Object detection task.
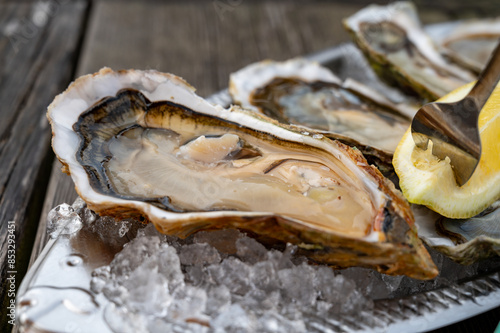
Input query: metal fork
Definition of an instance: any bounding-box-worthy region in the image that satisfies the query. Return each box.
[411,40,500,186]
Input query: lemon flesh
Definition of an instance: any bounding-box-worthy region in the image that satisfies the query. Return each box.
[394,81,500,218]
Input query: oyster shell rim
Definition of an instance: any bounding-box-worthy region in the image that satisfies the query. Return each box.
[227,57,415,173]
[343,1,476,101]
[47,67,437,279]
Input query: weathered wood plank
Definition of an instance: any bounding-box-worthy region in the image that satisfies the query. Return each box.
[0,1,88,332]
[30,1,497,332]
[76,1,371,96]
[208,2,370,92]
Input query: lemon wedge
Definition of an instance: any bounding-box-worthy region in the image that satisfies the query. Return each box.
[393,81,500,218]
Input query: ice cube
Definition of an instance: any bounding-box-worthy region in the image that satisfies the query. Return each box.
[46,203,82,238]
[211,304,257,333]
[90,216,120,239]
[340,267,391,299]
[90,266,110,294]
[179,243,221,266]
[258,312,306,333]
[314,266,342,303]
[240,289,281,312]
[84,214,133,249]
[267,244,295,270]
[71,196,86,213]
[82,207,97,225]
[122,265,171,316]
[104,303,147,333]
[206,285,231,316]
[279,302,303,321]
[168,286,208,322]
[110,235,161,278]
[315,269,374,315]
[193,229,242,255]
[340,288,373,314]
[315,300,333,315]
[184,265,205,286]
[102,284,128,306]
[251,260,280,292]
[278,263,316,307]
[208,257,252,296]
[157,245,185,291]
[236,236,268,264]
[90,276,107,295]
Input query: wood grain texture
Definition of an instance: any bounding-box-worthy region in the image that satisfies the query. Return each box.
[24,1,498,332]
[0,1,88,331]
[76,1,369,96]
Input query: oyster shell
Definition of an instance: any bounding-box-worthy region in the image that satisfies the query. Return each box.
[344,1,475,100]
[428,18,500,74]
[414,203,500,264]
[48,68,437,279]
[229,58,413,173]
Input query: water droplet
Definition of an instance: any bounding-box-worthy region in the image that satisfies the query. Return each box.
[61,254,84,267]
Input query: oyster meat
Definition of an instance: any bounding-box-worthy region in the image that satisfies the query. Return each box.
[48,68,437,279]
[344,1,475,100]
[230,59,413,172]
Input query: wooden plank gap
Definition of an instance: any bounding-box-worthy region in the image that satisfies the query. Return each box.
[26,0,94,268]
[0,2,89,332]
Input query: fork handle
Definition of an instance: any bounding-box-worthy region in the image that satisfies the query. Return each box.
[468,38,500,109]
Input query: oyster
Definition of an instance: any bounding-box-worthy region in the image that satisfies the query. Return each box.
[48,68,437,279]
[428,18,500,74]
[229,58,413,173]
[414,203,500,264]
[344,1,475,100]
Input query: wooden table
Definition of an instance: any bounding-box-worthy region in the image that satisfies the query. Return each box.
[1,1,499,332]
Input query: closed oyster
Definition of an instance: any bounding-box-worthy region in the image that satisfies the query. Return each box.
[48,68,437,279]
[428,18,500,74]
[344,1,475,100]
[229,59,413,173]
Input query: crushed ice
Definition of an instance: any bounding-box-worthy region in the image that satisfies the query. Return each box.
[89,223,373,332]
[45,200,493,332]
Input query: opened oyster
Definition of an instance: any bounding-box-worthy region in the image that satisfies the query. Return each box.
[344,1,475,100]
[414,203,500,264]
[229,59,413,172]
[48,68,437,279]
[428,18,500,74]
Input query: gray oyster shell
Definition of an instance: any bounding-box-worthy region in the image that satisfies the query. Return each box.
[344,1,475,100]
[428,18,500,74]
[415,203,500,264]
[229,58,415,174]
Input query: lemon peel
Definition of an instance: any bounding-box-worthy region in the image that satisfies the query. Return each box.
[394,81,500,218]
